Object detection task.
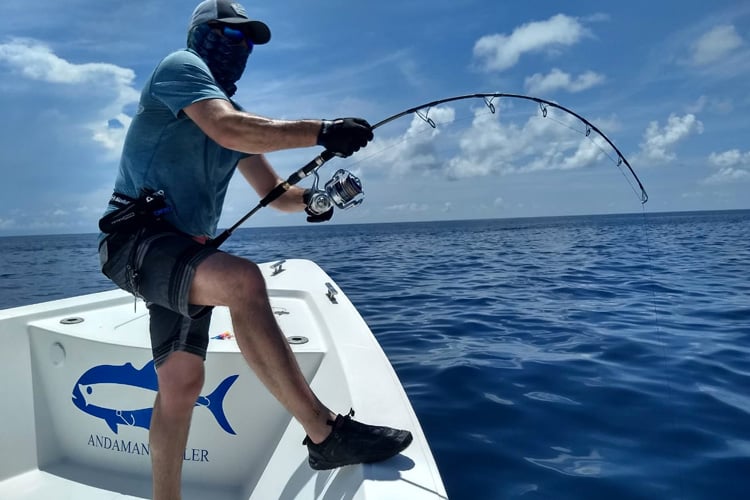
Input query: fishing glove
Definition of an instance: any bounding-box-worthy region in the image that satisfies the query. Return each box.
[303,189,334,223]
[317,118,373,157]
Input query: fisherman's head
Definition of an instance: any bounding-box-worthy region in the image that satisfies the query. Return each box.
[187,0,271,96]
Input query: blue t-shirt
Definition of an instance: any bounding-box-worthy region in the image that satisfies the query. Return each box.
[105,49,249,238]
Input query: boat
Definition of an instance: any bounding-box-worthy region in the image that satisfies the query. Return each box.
[0,258,447,499]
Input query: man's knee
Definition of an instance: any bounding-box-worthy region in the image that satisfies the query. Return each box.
[225,260,269,306]
[191,253,268,308]
[156,352,204,413]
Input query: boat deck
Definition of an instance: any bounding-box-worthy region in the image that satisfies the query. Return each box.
[0,259,446,499]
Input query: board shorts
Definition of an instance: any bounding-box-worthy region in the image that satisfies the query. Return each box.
[98,225,220,367]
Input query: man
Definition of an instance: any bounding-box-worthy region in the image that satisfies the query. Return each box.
[98,1,412,498]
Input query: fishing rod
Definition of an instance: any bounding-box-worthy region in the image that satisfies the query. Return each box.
[210,92,649,248]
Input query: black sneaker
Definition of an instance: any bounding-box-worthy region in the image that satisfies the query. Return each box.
[302,410,413,470]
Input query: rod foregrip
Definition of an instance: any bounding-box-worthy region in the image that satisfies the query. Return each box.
[259,183,289,207]
[292,150,335,183]
[260,150,336,206]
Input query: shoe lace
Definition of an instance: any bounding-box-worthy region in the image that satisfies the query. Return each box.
[329,408,355,427]
[303,408,356,445]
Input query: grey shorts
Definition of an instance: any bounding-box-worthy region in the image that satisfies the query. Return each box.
[99,226,220,367]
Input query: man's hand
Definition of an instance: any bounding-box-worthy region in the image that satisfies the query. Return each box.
[316,118,373,157]
[303,189,334,223]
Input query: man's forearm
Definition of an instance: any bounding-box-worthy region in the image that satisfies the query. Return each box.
[184,98,322,154]
[220,113,321,154]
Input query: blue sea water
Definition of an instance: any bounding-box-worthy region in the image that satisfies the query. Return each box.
[1,210,749,499]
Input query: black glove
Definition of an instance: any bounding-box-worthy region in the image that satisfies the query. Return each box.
[303,189,334,223]
[316,117,373,157]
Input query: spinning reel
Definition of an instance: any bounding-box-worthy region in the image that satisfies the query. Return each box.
[305,168,365,215]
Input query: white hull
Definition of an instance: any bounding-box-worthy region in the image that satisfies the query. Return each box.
[0,259,446,499]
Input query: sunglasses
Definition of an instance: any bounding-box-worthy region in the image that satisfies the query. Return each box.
[210,23,255,51]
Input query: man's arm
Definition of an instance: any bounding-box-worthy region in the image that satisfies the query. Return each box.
[236,154,306,212]
[183,98,320,154]
[183,98,373,158]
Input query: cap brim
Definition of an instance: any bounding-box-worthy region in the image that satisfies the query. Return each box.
[218,18,271,44]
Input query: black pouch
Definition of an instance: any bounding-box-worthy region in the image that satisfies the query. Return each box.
[99,190,171,234]
[99,230,142,295]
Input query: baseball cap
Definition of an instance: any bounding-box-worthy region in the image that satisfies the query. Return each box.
[189,0,271,44]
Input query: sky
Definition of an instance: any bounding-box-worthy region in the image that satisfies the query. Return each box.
[0,0,748,235]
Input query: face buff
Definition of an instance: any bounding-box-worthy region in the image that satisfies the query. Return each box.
[188,23,252,97]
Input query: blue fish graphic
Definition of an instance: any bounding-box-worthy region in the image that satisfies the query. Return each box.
[71,360,238,435]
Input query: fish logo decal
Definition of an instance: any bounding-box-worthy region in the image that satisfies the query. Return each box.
[71,360,238,435]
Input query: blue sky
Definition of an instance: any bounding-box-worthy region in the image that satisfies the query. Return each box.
[0,0,748,235]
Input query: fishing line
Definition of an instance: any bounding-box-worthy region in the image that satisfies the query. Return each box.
[211,92,649,247]
[636,201,680,500]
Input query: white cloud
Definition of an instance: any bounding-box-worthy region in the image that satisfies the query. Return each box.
[638,113,704,164]
[445,107,611,178]
[690,24,743,66]
[686,95,733,114]
[365,103,622,182]
[473,14,588,72]
[0,184,114,234]
[0,38,134,85]
[0,38,139,155]
[384,202,429,212]
[703,167,750,184]
[366,107,457,176]
[91,113,133,155]
[708,149,750,168]
[704,149,750,184]
[524,68,605,94]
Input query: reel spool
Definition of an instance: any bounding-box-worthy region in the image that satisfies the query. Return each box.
[307,169,364,214]
[325,169,364,209]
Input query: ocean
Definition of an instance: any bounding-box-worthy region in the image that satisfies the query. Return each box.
[1,210,749,499]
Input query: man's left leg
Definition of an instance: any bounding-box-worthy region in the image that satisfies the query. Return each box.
[149,350,204,500]
[146,302,213,500]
